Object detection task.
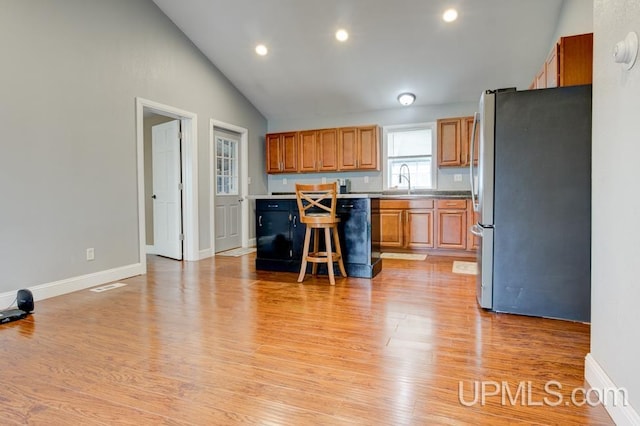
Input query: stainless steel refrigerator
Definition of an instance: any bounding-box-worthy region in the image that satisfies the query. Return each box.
[469,85,591,322]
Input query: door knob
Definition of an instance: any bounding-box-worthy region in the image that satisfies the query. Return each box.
[151,194,157,199]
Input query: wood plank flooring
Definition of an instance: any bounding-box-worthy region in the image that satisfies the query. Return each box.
[0,254,613,425]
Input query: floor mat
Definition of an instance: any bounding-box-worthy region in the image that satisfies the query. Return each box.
[452,261,477,275]
[216,247,257,257]
[380,252,427,261]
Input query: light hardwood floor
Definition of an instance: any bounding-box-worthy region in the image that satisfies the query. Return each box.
[0,254,612,425]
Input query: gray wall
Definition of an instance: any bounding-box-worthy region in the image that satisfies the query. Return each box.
[591,0,640,420]
[0,0,267,297]
[267,101,477,193]
[551,0,594,44]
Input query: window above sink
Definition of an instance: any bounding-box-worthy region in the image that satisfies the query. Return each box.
[383,123,436,191]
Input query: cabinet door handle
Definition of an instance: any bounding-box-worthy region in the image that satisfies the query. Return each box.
[340,204,354,208]
[293,215,297,227]
[267,204,279,208]
[258,215,262,227]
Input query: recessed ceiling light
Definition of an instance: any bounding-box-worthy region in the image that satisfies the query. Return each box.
[255,44,268,56]
[335,29,349,42]
[443,9,458,23]
[397,92,416,106]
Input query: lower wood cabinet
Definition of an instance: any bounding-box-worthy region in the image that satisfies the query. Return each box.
[435,199,467,250]
[380,208,405,248]
[380,197,473,254]
[406,209,434,249]
[380,199,434,250]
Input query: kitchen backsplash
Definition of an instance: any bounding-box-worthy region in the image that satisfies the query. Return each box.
[266,167,473,193]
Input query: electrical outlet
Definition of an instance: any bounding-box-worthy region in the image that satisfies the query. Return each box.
[86,248,95,261]
[322,177,327,184]
[364,176,369,184]
[247,176,252,185]
[454,174,462,182]
[283,178,287,185]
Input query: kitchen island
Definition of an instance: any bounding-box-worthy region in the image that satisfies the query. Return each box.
[249,194,382,278]
[249,190,474,279]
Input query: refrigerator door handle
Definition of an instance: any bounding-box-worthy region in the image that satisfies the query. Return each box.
[470,223,483,236]
[469,112,479,211]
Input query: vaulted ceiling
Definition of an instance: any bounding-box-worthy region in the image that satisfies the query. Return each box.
[152,0,564,121]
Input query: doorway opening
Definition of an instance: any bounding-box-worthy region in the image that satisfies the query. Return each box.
[136,98,199,270]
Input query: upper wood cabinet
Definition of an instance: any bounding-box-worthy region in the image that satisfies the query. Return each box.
[318,128,339,171]
[438,118,463,167]
[462,116,479,167]
[298,128,339,172]
[438,116,477,168]
[531,33,593,90]
[266,132,297,174]
[338,126,379,171]
[267,125,379,174]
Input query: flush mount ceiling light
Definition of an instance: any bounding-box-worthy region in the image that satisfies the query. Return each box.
[443,8,458,23]
[255,44,268,56]
[397,92,416,106]
[335,29,349,42]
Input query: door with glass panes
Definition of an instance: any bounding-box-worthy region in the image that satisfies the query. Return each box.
[214,129,242,252]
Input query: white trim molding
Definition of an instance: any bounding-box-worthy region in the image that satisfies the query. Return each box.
[199,248,214,260]
[209,119,250,254]
[0,263,144,308]
[585,353,640,425]
[135,97,200,267]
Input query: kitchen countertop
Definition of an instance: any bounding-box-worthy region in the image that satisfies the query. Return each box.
[247,190,471,200]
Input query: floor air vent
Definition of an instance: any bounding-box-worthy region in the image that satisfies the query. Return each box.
[90,283,127,293]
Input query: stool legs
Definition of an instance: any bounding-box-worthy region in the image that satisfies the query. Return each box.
[297,225,347,286]
[297,227,312,283]
[324,227,335,285]
[312,228,319,276]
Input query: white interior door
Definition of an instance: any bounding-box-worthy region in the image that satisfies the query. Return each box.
[214,129,242,253]
[152,120,183,260]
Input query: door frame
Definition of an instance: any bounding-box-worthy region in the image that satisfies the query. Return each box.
[136,97,199,269]
[210,119,249,253]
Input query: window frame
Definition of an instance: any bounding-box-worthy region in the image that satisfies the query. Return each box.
[382,122,438,191]
[215,135,239,196]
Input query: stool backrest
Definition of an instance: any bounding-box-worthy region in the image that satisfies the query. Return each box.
[295,182,338,225]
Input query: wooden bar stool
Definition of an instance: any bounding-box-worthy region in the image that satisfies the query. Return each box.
[295,182,347,285]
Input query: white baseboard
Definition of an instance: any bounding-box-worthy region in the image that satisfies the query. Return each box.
[199,248,213,259]
[146,244,157,255]
[0,263,144,308]
[585,353,640,425]
[248,237,256,247]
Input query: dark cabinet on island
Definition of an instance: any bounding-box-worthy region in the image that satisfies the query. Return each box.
[254,196,381,279]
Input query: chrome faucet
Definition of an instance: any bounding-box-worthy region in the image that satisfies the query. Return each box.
[398,163,411,195]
